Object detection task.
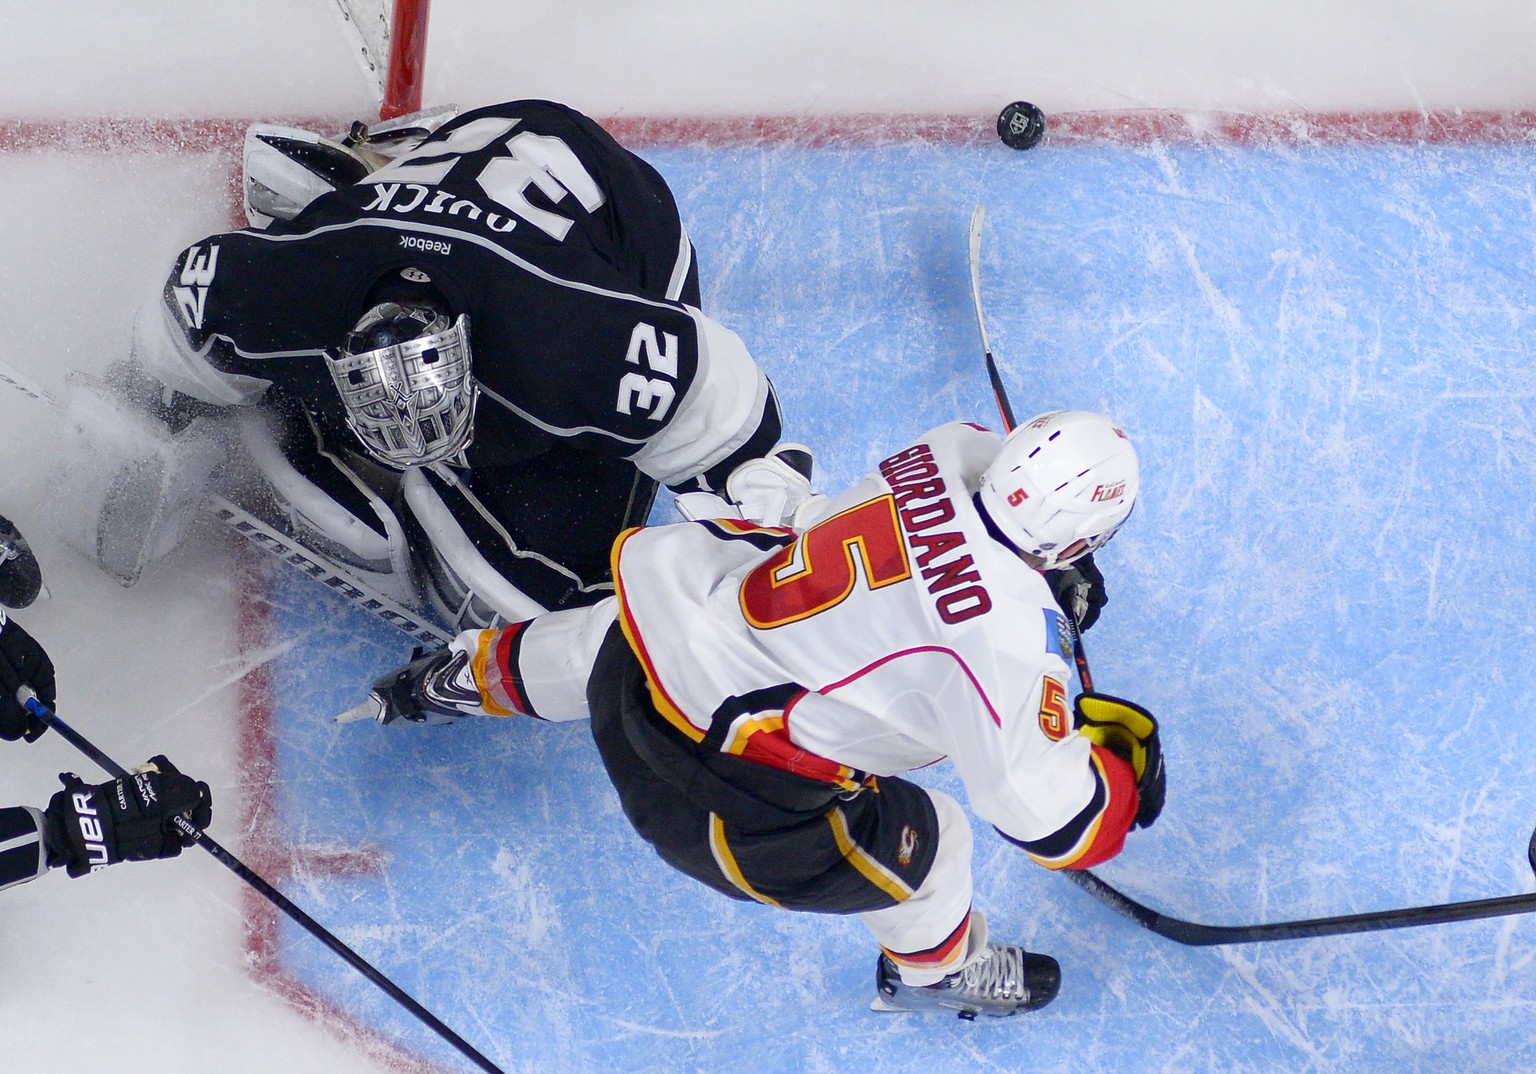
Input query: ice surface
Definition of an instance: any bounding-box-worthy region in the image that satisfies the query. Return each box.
[2,4,1536,1074]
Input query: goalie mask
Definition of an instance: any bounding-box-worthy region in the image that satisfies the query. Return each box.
[978,410,1139,571]
[327,297,477,469]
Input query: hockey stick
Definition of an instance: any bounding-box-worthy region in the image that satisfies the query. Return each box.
[964,212,1536,947]
[967,205,1093,690]
[1061,582,1536,944]
[1064,830,1536,945]
[967,205,1018,432]
[0,358,451,647]
[1043,459,1536,949]
[19,689,509,1074]
[963,212,1536,940]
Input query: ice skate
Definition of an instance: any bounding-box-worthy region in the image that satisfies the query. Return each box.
[871,942,1061,1019]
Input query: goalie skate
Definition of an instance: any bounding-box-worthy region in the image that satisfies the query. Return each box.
[871,943,1061,1019]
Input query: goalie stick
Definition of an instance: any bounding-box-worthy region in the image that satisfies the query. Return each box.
[964,211,1536,946]
[18,689,508,1074]
[0,358,452,647]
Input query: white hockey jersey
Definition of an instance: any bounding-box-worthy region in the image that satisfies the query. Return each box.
[612,421,1138,868]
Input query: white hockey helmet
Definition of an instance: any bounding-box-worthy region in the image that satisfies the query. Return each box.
[977,410,1139,570]
[327,282,477,469]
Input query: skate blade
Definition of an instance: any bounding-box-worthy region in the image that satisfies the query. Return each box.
[334,694,385,724]
[869,996,910,1013]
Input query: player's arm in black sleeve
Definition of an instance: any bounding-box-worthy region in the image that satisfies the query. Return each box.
[0,759,215,892]
[0,805,49,892]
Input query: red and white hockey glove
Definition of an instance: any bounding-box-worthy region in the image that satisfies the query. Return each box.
[1073,692,1165,830]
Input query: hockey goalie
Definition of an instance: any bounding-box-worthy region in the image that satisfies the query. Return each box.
[50,99,814,632]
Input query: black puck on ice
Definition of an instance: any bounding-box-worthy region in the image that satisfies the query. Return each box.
[997,101,1047,150]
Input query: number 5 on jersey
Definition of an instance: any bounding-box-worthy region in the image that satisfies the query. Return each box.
[617,321,678,421]
[739,497,912,628]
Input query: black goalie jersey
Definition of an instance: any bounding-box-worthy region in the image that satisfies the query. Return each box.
[140,100,781,492]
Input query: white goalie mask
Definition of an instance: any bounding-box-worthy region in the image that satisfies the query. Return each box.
[327,302,477,469]
[977,410,1139,571]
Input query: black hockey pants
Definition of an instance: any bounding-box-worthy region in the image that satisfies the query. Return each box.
[587,625,940,914]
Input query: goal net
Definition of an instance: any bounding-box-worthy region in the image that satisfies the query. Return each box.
[328,0,431,119]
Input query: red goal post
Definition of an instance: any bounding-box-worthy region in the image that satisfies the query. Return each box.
[331,0,431,120]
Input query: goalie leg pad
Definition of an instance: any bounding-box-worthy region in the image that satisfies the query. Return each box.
[401,466,551,629]
[46,375,228,587]
[235,410,420,608]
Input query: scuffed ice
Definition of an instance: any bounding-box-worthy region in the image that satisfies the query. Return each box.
[251,140,1536,1072]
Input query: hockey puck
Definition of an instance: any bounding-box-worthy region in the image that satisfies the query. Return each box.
[997,101,1046,150]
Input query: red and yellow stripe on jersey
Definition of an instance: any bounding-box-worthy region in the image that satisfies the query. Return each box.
[611,525,870,792]
[465,622,533,717]
[1000,745,1139,870]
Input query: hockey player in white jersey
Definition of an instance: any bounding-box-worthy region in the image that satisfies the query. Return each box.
[346,410,1164,1017]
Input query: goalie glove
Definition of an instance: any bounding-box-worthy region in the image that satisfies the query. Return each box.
[725,444,831,529]
[1073,692,1165,830]
[44,756,212,878]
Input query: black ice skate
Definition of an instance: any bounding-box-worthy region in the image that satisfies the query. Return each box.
[336,645,485,726]
[871,943,1061,1019]
[0,514,44,609]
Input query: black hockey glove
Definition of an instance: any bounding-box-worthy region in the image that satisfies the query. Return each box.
[1073,692,1165,830]
[0,613,54,742]
[44,756,212,878]
[1044,554,1106,632]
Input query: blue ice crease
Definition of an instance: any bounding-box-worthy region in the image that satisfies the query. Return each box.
[262,139,1536,1074]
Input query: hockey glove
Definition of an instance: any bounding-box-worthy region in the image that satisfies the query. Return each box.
[1073,692,1165,830]
[0,612,54,742]
[1044,554,1106,632]
[44,756,212,878]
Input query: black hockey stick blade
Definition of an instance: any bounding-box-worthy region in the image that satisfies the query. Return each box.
[1064,850,1536,946]
[21,691,508,1074]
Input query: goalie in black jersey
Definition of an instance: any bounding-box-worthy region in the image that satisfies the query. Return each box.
[72,100,809,628]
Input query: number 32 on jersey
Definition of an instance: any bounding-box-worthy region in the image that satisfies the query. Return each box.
[617,321,678,421]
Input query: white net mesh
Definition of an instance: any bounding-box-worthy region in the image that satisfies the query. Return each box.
[329,0,393,105]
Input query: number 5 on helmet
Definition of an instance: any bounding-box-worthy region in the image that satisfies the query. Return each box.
[1072,692,1165,830]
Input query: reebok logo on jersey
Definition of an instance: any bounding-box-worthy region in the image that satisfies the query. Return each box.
[399,235,453,256]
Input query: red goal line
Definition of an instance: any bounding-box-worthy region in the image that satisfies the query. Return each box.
[2,109,1534,156]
